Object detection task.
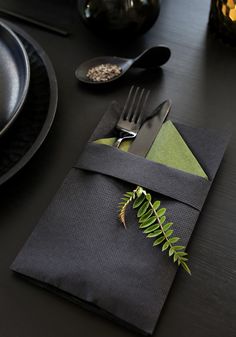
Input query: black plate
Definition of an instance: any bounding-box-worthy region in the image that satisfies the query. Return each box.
[0,21,58,186]
[0,20,30,137]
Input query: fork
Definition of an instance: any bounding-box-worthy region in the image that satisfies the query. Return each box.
[113,86,150,148]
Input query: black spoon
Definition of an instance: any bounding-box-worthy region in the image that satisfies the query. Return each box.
[75,45,171,85]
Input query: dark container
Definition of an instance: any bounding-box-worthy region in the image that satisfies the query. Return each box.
[77,0,161,37]
[209,0,236,46]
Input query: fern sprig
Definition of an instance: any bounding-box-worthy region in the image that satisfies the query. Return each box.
[118,186,191,275]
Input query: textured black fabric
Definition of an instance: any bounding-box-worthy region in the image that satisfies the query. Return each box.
[77,143,210,210]
[10,102,229,335]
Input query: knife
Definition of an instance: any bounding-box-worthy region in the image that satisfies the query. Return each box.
[128,99,172,157]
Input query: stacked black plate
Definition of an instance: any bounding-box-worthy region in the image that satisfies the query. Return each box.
[0,20,58,185]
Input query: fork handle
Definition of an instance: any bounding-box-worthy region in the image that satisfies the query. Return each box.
[114,137,124,148]
[113,134,136,148]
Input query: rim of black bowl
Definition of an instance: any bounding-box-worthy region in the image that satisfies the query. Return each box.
[0,20,31,137]
[0,20,58,186]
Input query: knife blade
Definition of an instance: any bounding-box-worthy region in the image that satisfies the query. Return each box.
[128,99,172,157]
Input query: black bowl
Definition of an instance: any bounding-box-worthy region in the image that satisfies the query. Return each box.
[77,0,161,38]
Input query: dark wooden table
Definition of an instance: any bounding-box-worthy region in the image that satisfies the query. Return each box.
[0,0,235,336]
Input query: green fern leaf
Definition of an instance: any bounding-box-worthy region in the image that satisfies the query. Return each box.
[165,229,174,238]
[153,200,160,210]
[177,251,188,257]
[162,241,169,251]
[181,261,191,275]
[173,253,178,262]
[124,192,133,198]
[143,223,160,234]
[159,216,166,225]
[146,193,152,202]
[153,236,165,246]
[157,208,166,217]
[169,237,180,244]
[172,246,186,251]
[169,247,174,256]
[139,209,153,223]
[137,201,149,217]
[146,229,162,238]
[163,222,173,231]
[139,216,156,228]
[133,194,145,208]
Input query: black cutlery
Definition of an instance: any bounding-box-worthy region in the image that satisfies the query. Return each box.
[113,86,150,148]
[0,8,69,37]
[128,99,172,157]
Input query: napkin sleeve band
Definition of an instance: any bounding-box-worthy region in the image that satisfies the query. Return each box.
[86,101,229,184]
[76,143,210,211]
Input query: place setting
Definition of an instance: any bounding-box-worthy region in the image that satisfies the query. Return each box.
[0,1,233,336]
[10,88,229,335]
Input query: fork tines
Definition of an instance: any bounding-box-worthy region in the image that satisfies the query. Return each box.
[122,86,150,123]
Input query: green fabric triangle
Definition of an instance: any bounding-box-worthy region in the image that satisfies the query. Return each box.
[94,121,208,179]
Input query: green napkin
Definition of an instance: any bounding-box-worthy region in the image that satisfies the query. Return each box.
[95,121,208,179]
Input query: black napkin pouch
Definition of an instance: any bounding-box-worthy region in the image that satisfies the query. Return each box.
[11,102,229,335]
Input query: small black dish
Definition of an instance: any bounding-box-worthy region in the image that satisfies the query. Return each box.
[75,46,171,85]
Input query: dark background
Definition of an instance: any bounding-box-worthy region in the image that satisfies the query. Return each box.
[0,0,235,337]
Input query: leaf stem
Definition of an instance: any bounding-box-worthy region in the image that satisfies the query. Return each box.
[149,198,173,249]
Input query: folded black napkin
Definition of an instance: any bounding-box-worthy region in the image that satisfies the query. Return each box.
[11,102,229,335]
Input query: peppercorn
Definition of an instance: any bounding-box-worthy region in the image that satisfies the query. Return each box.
[86,63,122,82]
